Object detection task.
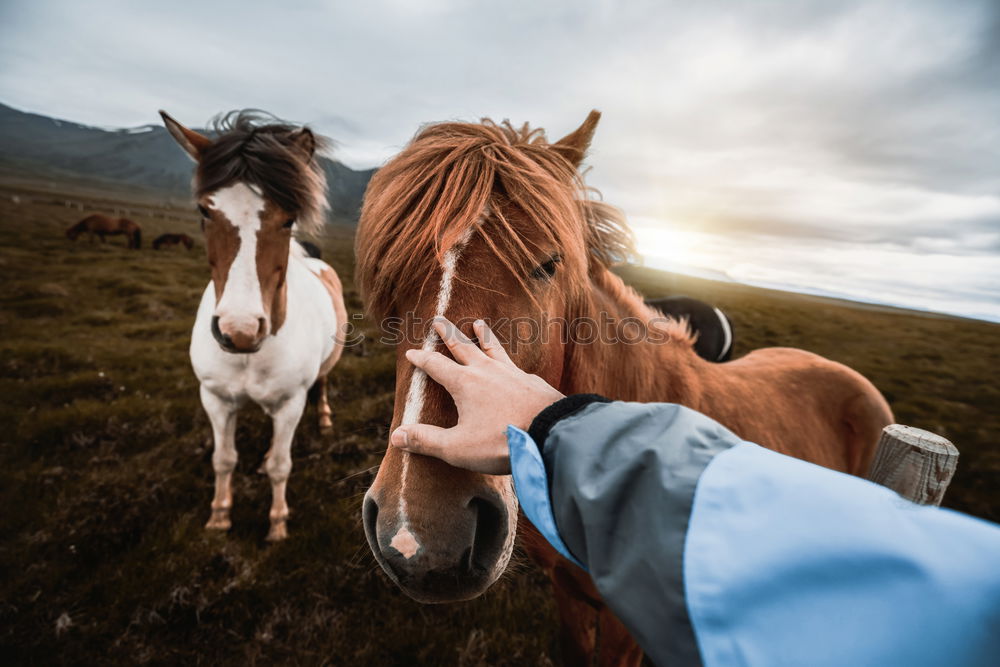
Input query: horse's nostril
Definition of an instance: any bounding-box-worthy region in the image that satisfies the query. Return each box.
[257,317,267,336]
[362,494,379,551]
[469,496,506,570]
[363,494,408,581]
[459,546,474,573]
[210,316,229,347]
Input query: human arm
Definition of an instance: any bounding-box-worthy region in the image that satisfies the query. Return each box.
[392,318,1000,666]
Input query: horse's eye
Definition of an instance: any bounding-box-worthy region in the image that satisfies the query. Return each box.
[197,205,210,218]
[282,218,295,229]
[531,254,562,280]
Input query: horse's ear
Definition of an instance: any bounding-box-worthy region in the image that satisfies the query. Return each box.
[159,110,212,162]
[551,110,601,168]
[290,128,317,159]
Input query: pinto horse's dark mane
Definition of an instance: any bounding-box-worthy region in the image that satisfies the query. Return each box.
[196,110,329,235]
[356,118,635,320]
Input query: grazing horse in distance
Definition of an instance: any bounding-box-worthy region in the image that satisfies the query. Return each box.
[152,232,194,250]
[355,112,894,665]
[66,214,142,249]
[645,295,734,362]
[160,109,348,541]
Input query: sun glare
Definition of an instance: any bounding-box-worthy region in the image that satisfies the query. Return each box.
[630,217,717,273]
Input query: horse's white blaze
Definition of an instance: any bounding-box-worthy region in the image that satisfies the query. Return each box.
[396,229,473,541]
[210,183,267,334]
[713,306,733,361]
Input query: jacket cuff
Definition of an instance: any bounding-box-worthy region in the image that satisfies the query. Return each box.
[528,394,610,451]
[506,425,586,570]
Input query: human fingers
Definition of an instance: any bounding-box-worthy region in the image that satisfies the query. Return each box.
[473,319,512,364]
[390,423,457,460]
[433,317,484,366]
[391,423,511,475]
[405,348,463,392]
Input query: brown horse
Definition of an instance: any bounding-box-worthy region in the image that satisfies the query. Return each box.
[152,232,194,250]
[66,214,142,249]
[355,112,893,665]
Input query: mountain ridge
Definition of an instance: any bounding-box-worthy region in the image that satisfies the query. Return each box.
[0,102,373,220]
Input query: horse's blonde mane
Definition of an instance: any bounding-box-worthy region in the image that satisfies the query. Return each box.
[356,118,635,320]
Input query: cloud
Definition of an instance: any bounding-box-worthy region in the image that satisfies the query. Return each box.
[1,0,997,316]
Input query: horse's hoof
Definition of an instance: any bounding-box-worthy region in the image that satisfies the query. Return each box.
[266,521,288,542]
[205,516,231,531]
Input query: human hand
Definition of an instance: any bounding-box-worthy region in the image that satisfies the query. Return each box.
[389,317,564,474]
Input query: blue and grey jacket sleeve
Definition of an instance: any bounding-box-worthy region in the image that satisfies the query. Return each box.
[507,396,1000,667]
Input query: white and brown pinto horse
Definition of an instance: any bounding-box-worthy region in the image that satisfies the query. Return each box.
[355,112,894,664]
[161,110,348,541]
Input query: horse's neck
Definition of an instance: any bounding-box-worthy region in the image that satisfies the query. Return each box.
[561,268,702,405]
[279,253,323,319]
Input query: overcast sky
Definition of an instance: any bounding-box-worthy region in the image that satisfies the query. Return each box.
[2,0,998,315]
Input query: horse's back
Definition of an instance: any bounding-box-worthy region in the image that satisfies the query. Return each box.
[704,346,892,474]
[77,213,134,234]
[153,233,181,249]
[298,256,348,374]
[77,213,108,229]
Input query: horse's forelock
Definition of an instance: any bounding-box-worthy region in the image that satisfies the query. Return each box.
[356,118,634,321]
[195,110,329,236]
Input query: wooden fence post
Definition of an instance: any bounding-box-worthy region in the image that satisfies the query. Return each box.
[866,424,959,506]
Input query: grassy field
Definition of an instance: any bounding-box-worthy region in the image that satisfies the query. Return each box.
[1,184,997,665]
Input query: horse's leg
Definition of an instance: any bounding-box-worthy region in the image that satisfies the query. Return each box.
[549,571,599,665]
[551,562,643,666]
[200,386,239,531]
[596,605,643,666]
[316,373,333,434]
[263,392,306,541]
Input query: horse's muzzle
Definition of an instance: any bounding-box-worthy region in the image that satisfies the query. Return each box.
[362,489,511,603]
[211,315,264,354]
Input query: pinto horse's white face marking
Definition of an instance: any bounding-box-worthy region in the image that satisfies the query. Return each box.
[207,183,269,348]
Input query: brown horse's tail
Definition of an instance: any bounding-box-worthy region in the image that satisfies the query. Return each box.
[133,227,142,249]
